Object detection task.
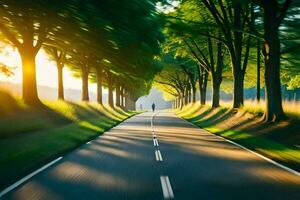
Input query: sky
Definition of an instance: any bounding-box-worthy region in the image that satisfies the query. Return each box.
[0,43,99,93]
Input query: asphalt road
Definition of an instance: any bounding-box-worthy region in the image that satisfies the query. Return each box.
[2,112,300,200]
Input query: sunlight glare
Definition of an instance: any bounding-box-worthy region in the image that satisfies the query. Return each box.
[0,43,96,91]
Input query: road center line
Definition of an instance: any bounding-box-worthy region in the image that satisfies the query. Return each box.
[153,138,159,146]
[160,176,174,199]
[155,150,163,161]
[0,157,63,198]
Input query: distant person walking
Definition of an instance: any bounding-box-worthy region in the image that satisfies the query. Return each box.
[151,103,155,112]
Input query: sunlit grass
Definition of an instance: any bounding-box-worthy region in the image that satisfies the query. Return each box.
[176,101,300,171]
[178,99,300,119]
[0,90,137,189]
[219,99,300,118]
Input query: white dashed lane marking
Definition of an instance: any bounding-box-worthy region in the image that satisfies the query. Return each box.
[160,176,174,199]
[155,150,163,162]
[151,113,174,199]
[153,138,159,147]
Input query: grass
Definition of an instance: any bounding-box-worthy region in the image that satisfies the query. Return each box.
[219,99,300,118]
[0,90,137,190]
[177,102,300,172]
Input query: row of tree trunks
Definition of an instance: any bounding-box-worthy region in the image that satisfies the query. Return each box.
[174,97,181,109]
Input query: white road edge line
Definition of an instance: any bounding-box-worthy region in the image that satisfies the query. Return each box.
[160,176,174,199]
[0,157,63,198]
[183,119,300,177]
[220,136,300,176]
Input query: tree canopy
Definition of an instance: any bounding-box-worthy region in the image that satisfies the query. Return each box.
[0,0,299,120]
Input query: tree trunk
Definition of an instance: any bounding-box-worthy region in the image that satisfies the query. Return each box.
[121,86,125,108]
[81,65,89,101]
[96,67,103,105]
[19,49,40,105]
[125,93,133,110]
[212,76,221,108]
[132,99,136,110]
[257,39,261,102]
[196,65,202,105]
[231,2,245,108]
[188,87,192,103]
[233,71,244,108]
[57,65,64,100]
[192,86,196,103]
[115,83,121,107]
[212,41,223,108]
[263,2,286,121]
[107,73,114,107]
[200,71,208,105]
[124,93,128,109]
[184,86,189,105]
[180,95,184,109]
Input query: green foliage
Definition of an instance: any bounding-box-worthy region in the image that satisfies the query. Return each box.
[0,0,168,102]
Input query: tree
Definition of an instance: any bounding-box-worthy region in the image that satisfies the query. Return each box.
[45,47,66,100]
[184,37,225,107]
[259,0,291,121]
[0,1,68,104]
[191,0,253,108]
[154,58,191,109]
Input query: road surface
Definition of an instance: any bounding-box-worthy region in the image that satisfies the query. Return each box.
[1,112,300,200]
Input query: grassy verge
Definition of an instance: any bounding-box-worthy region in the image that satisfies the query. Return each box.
[0,91,137,190]
[177,103,300,172]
